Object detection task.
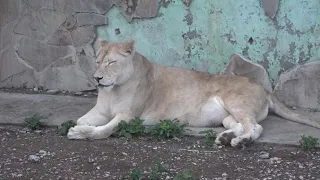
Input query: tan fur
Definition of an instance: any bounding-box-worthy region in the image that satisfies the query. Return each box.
[67,39,320,147]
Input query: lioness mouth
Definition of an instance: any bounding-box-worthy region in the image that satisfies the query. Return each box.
[98,83,114,87]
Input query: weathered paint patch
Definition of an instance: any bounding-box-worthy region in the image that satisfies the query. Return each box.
[97,0,320,84]
[183,9,193,25]
[261,0,279,19]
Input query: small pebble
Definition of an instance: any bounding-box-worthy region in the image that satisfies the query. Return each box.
[260,151,270,159]
[34,130,42,134]
[74,92,83,96]
[28,155,40,163]
[46,89,59,95]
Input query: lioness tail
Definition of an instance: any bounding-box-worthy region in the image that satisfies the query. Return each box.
[267,93,320,129]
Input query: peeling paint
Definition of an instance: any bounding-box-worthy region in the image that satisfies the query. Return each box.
[222,31,236,45]
[242,46,249,58]
[261,0,279,19]
[161,0,172,8]
[248,37,254,45]
[115,28,121,35]
[182,30,200,39]
[182,0,192,7]
[289,42,296,55]
[183,9,193,25]
[126,0,138,15]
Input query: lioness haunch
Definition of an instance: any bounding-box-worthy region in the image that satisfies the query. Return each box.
[67,39,320,147]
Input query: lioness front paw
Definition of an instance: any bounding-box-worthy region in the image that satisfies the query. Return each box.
[67,125,95,139]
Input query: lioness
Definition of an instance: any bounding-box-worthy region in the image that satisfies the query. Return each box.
[67,39,320,147]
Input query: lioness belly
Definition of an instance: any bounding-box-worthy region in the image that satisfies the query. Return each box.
[141,96,229,127]
[188,96,229,127]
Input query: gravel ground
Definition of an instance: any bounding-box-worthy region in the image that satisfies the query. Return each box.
[0,125,319,180]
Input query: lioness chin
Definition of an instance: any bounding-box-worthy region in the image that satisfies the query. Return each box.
[67,39,320,147]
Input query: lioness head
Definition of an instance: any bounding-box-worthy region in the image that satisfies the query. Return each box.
[94,39,136,90]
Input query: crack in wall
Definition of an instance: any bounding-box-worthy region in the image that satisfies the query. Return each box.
[14,50,35,71]
[0,69,27,83]
[77,62,96,87]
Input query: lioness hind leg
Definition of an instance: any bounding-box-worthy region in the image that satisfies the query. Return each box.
[221,86,266,147]
[230,118,263,148]
[215,115,245,145]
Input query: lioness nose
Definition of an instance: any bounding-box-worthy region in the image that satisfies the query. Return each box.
[94,76,103,82]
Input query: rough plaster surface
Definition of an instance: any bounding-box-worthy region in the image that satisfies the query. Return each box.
[98,0,320,84]
[274,61,320,109]
[0,92,319,145]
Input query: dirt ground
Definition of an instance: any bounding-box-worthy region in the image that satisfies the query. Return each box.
[1,125,319,180]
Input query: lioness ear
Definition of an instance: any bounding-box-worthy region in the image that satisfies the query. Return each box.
[98,38,108,47]
[122,39,136,55]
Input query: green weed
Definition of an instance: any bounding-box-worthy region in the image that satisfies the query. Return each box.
[148,119,188,139]
[116,118,145,139]
[299,135,319,151]
[122,161,195,180]
[59,120,77,136]
[129,168,143,180]
[150,160,169,180]
[199,129,217,148]
[173,168,196,180]
[24,114,47,131]
[116,118,188,140]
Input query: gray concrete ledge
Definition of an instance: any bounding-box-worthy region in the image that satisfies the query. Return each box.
[0,92,319,145]
[0,92,95,126]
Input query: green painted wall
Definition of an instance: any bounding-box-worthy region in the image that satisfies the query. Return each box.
[97,0,320,84]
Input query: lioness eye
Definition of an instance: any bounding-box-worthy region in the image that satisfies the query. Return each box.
[107,61,116,66]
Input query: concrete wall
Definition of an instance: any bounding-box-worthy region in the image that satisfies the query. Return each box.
[0,0,319,108]
[0,0,111,91]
